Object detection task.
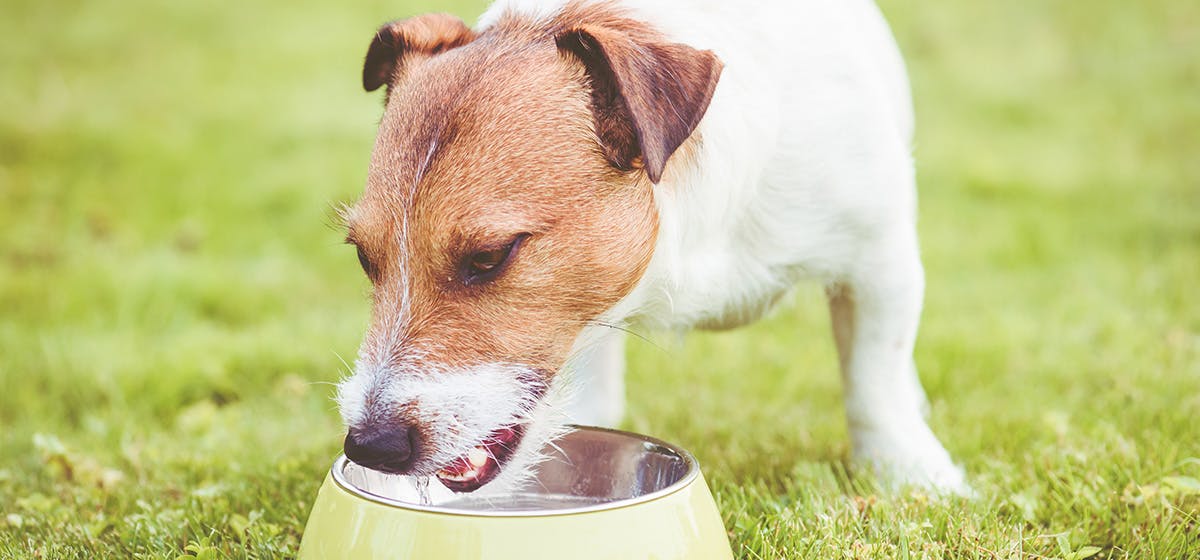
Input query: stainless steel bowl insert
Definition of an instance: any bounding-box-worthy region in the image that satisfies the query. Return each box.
[333,426,698,517]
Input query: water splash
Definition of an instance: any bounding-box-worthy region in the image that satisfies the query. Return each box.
[414,475,431,506]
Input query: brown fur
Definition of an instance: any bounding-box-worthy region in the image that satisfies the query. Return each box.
[556,22,722,182]
[363,14,477,92]
[347,2,721,387]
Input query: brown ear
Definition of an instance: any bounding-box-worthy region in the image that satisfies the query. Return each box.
[556,25,722,183]
[363,14,476,92]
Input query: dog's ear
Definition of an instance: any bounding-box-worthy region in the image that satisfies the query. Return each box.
[363,14,476,92]
[556,25,722,183]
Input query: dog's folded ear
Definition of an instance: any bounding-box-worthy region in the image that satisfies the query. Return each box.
[556,25,722,183]
[363,14,476,92]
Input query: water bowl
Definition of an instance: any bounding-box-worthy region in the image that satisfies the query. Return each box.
[298,426,732,559]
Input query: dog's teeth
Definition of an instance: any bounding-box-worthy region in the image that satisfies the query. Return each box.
[468,447,488,467]
[437,469,480,482]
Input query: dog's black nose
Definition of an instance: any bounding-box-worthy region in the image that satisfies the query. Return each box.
[344,424,418,473]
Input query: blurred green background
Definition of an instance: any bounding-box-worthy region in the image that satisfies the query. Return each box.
[1,0,1197,557]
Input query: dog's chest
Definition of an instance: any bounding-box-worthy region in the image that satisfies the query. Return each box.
[618,233,810,331]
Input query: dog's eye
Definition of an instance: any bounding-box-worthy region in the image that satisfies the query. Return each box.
[470,248,507,273]
[462,234,529,285]
[356,245,377,280]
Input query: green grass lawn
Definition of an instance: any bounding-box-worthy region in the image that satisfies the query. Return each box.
[1,0,1197,557]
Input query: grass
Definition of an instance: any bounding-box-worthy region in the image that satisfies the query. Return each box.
[1,0,1197,557]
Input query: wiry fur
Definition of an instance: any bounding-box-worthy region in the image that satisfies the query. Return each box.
[341,373,575,502]
[336,360,546,476]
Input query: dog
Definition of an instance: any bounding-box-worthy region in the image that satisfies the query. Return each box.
[335,0,967,494]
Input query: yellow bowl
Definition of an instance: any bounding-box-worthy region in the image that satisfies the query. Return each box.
[298,426,732,560]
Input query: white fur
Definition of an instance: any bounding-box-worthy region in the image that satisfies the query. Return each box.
[336,359,548,475]
[481,0,968,492]
[344,377,574,503]
[559,327,627,427]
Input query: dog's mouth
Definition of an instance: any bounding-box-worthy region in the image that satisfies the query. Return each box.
[435,425,525,492]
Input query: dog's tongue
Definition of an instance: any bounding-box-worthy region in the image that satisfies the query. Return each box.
[435,427,519,492]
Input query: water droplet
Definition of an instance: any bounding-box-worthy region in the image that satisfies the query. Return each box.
[414,475,431,506]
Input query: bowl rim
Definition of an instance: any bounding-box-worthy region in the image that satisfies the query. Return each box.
[328,425,701,518]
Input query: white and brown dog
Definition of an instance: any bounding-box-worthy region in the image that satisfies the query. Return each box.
[335,0,967,494]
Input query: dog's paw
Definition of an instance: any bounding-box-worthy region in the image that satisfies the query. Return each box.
[851,424,973,496]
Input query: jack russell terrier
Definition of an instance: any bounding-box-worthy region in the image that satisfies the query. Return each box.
[335,0,968,494]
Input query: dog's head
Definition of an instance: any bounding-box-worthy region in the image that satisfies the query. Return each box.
[336,7,721,491]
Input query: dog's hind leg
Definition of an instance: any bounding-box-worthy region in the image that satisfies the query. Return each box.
[826,231,968,493]
[561,329,627,428]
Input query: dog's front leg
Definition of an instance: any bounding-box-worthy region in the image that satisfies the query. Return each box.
[562,328,627,428]
[828,232,968,494]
